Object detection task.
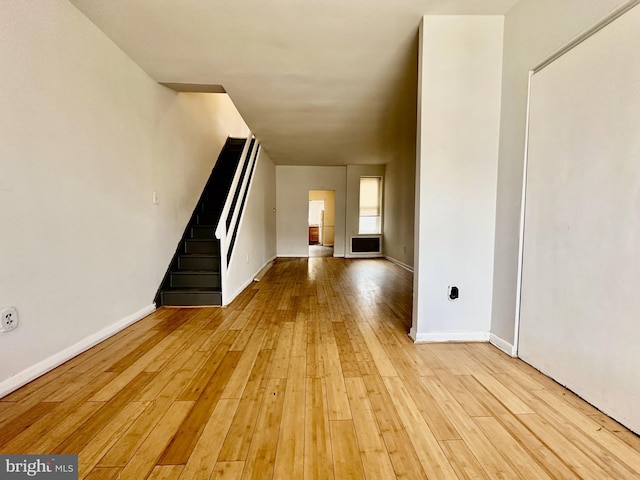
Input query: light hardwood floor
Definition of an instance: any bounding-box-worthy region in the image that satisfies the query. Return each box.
[1,258,640,479]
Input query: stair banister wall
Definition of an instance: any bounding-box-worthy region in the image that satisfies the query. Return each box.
[215,134,255,305]
[226,143,260,264]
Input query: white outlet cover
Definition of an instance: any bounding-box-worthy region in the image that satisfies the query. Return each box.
[1,307,18,332]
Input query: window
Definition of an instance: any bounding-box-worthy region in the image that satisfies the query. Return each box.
[359,176,382,234]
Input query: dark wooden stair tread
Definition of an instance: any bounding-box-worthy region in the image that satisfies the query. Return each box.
[162,286,221,292]
[170,270,219,274]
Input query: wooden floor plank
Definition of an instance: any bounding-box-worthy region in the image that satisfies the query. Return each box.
[269,321,295,379]
[495,413,580,480]
[147,465,184,480]
[84,467,121,480]
[273,357,306,480]
[424,376,522,479]
[241,378,287,480]
[3,369,118,454]
[363,373,428,479]
[97,370,193,468]
[472,373,535,415]
[533,388,640,473]
[222,324,267,399]
[383,376,458,479]
[0,402,59,448]
[330,420,366,480]
[3,401,102,454]
[433,369,490,418]
[54,372,156,455]
[178,330,239,402]
[344,377,397,480]
[389,357,461,441]
[304,377,334,480]
[473,416,553,480]
[78,401,149,479]
[217,349,273,462]
[440,439,491,480]
[179,398,239,479]
[517,413,612,480]
[212,461,245,479]
[159,351,241,465]
[0,258,638,480]
[118,400,193,479]
[322,325,352,421]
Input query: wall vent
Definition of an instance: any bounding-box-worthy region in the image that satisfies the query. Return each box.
[349,235,382,257]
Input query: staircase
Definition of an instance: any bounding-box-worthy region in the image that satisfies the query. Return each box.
[156,137,247,306]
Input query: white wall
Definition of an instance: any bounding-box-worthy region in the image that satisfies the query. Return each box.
[383,154,415,269]
[381,37,418,271]
[519,4,640,434]
[490,0,631,348]
[226,150,277,301]
[276,166,347,257]
[0,0,248,395]
[412,16,503,342]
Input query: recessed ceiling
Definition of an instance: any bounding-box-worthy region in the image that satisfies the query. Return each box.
[69,0,520,165]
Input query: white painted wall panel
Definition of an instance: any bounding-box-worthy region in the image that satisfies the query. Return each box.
[276,166,347,257]
[520,4,640,434]
[226,150,277,302]
[412,16,503,341]
[491,0,630,347]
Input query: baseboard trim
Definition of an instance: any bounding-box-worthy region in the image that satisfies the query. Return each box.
[0,304,155,399]
[277,254,308,258]
[226,256,277,305]
[384,255,414,273]
[489,333,517,357]
[412,331,491,343]
[345,254,384,259]
[254,257,276,282]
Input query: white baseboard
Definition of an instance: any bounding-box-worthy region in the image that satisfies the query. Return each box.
[409,326,418,342]
[489,333,518,357]
[384,255,414,273]
[411,331,491,343]
[226,256,277,306]
[0,304,156,399]
[277,254,308,258]
[345,254,384,259]
[225,277,256,307]
[254,258,275,282]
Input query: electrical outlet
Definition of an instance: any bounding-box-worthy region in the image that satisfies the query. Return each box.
[448,286,459,301]
[1,307,18,332]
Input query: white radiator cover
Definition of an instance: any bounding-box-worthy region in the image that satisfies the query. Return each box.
[347,235,383,257]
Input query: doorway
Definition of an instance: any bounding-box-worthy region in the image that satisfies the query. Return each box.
[308,190,335,257]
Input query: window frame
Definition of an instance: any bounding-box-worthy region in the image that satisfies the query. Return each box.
[358,176,382,235]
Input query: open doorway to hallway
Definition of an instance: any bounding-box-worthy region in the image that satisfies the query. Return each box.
[308,190,335,257]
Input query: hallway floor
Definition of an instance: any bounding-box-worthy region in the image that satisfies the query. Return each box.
[309,245,334,257]
[1,258,639,479]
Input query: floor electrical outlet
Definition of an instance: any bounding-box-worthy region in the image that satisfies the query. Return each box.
[1,307,18,332]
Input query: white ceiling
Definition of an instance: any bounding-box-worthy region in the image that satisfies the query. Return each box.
[69,0,520,165]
